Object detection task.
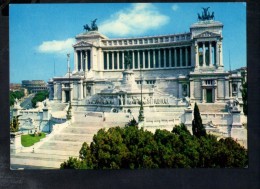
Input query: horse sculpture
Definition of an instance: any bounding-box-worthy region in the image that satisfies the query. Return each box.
[197,7,214,21]
[83,18,98,32]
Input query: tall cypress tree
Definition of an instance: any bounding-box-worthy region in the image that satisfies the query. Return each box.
[241,81,247,116]
[192,103,206,137]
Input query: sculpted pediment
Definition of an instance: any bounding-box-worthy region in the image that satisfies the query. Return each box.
[194,31,220,38]
[73,41,94,47]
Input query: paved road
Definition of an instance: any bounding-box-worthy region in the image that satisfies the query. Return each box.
[20,94,35,109]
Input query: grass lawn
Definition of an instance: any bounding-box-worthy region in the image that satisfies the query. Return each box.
[21,133,46,147]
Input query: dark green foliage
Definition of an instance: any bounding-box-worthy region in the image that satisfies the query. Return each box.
[192,103,206,137]
[215,137,248,168]
[10,116,20,132]
[10,90,24,106]
[31,90,49,108]
[125,118,138,127]
[60,157,85,169]
[61,124,248,169]
[241,81,247,115]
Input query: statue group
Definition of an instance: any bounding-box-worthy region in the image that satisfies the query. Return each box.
[124,52,132,70]
[197,7,214,21]
[84,18,98,32]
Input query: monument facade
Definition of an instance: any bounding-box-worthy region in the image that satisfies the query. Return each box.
[48,10,243,116]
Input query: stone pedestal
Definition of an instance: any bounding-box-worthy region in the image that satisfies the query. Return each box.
[230,127,247,148]
[231,109,242,128]
[42,107,50,121]
[10,132,23,154]
[184,107,193,126]
[122,69,138,91]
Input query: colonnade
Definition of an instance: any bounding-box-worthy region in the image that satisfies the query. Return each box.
[195,41,223,68]
[74,50,91,72]
[103,46,192,70]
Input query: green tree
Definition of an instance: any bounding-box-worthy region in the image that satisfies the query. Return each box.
[60,123,248,169]
[9,90,24,106]
[192,103,206,137]
[10,116,21,132]
[90,127,129,169]
[125,118,138,127]
[31,90,49,108]
[215,137,248,168]
[241,81,247,115]
[60,157,84,169]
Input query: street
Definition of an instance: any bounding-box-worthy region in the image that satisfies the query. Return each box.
[20,94,35,109]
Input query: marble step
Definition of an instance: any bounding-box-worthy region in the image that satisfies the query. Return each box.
[11,152,72,162]
[69,122,104,127]
[50,133,93,142]
[33,149,80,156]
[38,141,83,151]
[61,127,104,134]
[11,157,63,169]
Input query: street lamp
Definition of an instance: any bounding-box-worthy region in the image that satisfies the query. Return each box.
[138,56,144,123]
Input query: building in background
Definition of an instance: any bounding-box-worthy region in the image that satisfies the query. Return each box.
[22,80,48,94]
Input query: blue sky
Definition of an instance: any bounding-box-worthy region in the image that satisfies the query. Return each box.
[10,3,246,83]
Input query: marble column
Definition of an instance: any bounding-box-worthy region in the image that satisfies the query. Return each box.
[216,41,219,68]
[53,82,57,100]
[125,94,127,105]
[57,83,62,101]
[132,51,134,69]
[122,51,125,70]
[202,42,206,67]
[148,50,151,69]
[74,51,78,72]
[185,47,188,67]
[180,48,183,67]
[164,49,166,67]
[153,49,156,68]
[143,50,145,68]
[85,51,88,71]
[90,49,93,71]
[218,42,224,68]
[195,43,199,68]
[169,48,172,67]
[78,81,83,100]
[112,52,114,70]
[137,51,140,69]
[83,83,86,98]
[106,52,109,70]
[158,49,161,68]
[209,42,212,66]
[62,84,65,103]
[202,88,206,102]
[80,51,83,71]
[214,87,218,102]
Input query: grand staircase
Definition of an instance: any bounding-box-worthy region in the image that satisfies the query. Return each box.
[10,112,114,169]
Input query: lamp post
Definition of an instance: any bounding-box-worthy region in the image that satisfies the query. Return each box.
[138,56,144,123]
[67,53,72,121]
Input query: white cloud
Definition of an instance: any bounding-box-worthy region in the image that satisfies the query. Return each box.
[37,38,75,54]
[99,3,170,37]
[171,4,179,11]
